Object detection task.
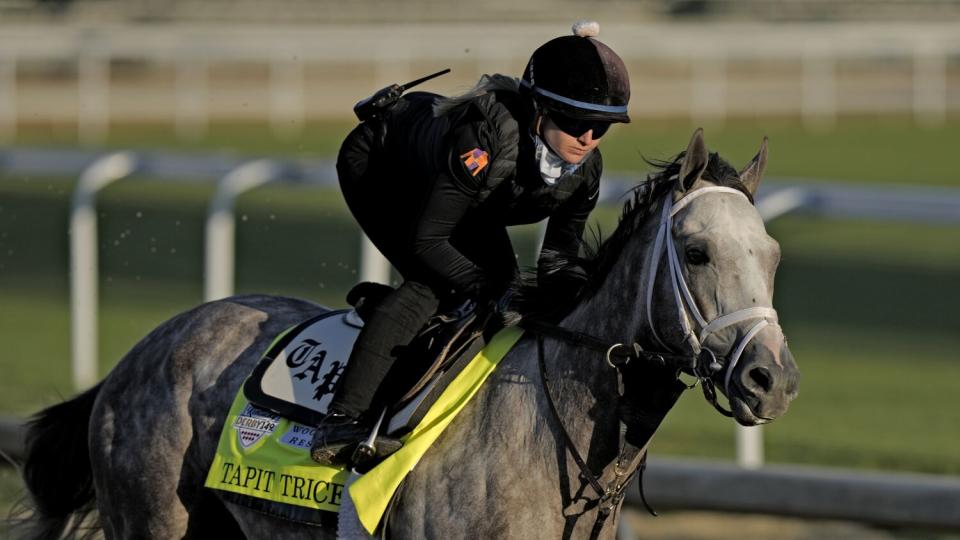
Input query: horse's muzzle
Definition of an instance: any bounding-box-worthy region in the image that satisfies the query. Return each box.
[726,327,799,426]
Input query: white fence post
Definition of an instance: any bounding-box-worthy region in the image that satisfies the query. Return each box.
[77,36,111,145]
[70,152,137,390]
[802,43,836,129]
[269,52,305,140]
[359,236,391,285]
[736,426,764,469]
[0,51,16,144]
[756,187,811,221]
[913,41,947,128]
[175,47,208,141]
[204,159,283,301]
[691,51,727,124]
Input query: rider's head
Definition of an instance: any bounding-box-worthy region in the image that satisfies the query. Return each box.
[521,21,630,165]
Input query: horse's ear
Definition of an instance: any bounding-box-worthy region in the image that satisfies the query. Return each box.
[678,128,709,192]
[739,136,769,196]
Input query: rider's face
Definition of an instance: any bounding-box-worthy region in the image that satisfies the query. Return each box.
[540,115,605,165]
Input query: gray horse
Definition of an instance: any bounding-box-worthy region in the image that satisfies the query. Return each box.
[17,129,798,539]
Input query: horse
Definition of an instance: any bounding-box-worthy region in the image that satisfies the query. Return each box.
[17,129,798,539]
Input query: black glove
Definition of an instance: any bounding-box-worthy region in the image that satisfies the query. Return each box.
[538,264,588,297]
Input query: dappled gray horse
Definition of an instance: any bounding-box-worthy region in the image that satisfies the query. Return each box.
[19,129,798,539]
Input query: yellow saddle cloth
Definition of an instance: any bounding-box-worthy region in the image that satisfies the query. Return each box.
[205,326,523,533]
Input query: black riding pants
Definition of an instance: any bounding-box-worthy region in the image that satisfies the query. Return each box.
[329,280,439,418]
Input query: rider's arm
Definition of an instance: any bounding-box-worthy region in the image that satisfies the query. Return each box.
[410,122,493,294]
[537,153,602,287]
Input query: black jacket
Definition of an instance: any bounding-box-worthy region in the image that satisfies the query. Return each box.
[353,87,602,294]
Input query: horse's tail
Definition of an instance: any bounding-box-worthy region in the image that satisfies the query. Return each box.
[17,383,103,540]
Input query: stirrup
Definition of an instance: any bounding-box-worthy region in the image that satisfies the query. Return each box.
[310,411,361,465]
[310,410,403,467]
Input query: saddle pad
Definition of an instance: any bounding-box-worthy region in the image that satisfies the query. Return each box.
[203,390,349,523]
[244,310,362,427]
[204,325,523,532]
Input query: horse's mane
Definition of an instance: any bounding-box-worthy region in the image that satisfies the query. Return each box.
[508,151,753,322]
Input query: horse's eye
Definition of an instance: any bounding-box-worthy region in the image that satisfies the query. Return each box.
[686,247,709,265]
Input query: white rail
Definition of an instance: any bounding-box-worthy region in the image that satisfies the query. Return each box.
[68,152,137,390]
[204,159,285,301]
[632,457,960,530]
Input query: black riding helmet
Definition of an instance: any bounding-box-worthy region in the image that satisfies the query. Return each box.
[521,21,631,124]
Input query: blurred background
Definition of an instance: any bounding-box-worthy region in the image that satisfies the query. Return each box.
[0,1,958,538]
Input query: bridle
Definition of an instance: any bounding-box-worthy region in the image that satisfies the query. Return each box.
[525,185,781,409]
[646,185,780,399]
[519,185,781,539]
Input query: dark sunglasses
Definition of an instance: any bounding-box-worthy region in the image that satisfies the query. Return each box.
[549,114,612,139]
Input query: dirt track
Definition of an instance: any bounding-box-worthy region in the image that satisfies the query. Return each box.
[623,509,960,540]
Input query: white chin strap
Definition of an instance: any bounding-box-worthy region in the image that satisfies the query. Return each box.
[644,186,779,396]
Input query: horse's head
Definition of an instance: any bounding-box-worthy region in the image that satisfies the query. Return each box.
[644,128,799,426]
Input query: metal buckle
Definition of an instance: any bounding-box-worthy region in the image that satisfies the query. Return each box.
[697,348,723,376]
[605,343,629,368]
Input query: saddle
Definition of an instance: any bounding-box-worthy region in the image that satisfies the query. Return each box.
[243,282,502,466]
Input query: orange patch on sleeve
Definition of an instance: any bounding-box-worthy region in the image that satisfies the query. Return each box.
[460,148,489,177]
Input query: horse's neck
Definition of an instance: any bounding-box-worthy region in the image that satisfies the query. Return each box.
[561,198,667,353]
[511,204,668,470]
[535,193,681,449]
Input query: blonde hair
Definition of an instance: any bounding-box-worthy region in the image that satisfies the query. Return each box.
[432,74,520,117]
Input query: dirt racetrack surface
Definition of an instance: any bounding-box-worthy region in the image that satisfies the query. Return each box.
[623,509,960,540]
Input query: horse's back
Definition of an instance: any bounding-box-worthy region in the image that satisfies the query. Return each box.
[88,294,330,538]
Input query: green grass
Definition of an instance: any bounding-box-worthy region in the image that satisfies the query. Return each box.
[654,324,960,474]
[597,116,960,187]
[1,118,958,483]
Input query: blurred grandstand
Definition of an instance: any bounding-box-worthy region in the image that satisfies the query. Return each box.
[0,1,958,142]
[4,0,960,23]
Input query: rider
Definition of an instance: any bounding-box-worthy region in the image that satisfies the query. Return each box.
[311,21,631,464]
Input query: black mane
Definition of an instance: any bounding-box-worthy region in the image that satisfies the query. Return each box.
[509,151,753,322]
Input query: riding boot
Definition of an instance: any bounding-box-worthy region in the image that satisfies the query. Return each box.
[310,281,439,465]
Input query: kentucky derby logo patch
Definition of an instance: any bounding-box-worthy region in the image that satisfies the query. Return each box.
[233,404,280,449]
[460,148,489,176]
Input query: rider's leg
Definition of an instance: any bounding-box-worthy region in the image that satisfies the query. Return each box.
[328,280,440,418]
[311,280,438,464]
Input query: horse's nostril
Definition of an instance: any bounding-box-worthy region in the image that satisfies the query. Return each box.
[749,367,773,394]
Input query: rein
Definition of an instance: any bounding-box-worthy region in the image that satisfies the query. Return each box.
[520,318,697,371]
[534,335,660,540]
[517,186,781,538]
